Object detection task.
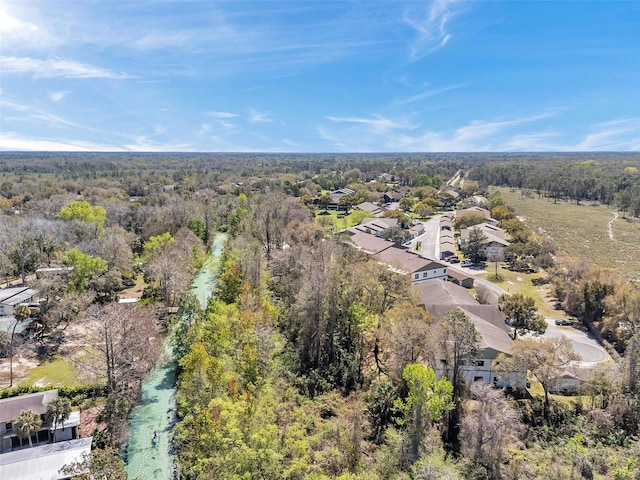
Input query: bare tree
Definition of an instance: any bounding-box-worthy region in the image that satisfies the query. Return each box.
[7,220,39,284]
[474,285,490,305]
[88,225,134,273]
[485,246,504,280]
[438,309,480,442]
[145,228,200,305]
[381,303,435,382]
[28,217,64,267]
[460,384,523,475]
[496,337,580,421]
[250,193,298,260]
[85,303,162,398]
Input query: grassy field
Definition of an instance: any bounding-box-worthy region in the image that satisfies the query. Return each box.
[477,265,562,318]
[315,209,375,231]
[494,188,640,283]
[20,356,82,387]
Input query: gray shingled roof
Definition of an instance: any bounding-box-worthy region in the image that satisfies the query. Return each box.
[0,437,92,480]
[356,202,386,216]
[374,248,446,275]
[344,231,395,255]
[0,390,58,423]
[413,281,512,354]
[0,287,36,306]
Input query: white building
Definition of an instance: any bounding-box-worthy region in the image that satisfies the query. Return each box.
[0,287,37,317]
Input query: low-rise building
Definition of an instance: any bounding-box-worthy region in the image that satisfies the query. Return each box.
[414,281,524,389]
[343,231,395,255]
[374,247,448,284]
[0,437,91,480]
[0,287,37,317]
[459,223,510,257]
[1,390,80,453]
[355,202,386,217]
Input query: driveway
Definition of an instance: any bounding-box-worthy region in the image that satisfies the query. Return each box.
[407,215,440,259]
[542,319,611,365]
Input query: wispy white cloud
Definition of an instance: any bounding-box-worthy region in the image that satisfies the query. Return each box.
[30,112,83,130]
[392,83,466,107]
[0,131,123,152]
[319,110,560,152]
[204,110,238,118]
[395,112,556,151]
[0,56,132,79]
[49,91,69,103]
[572,118,640,151]
[249,109,273,123]
[325,114,417,132]
[0,98,30,112]
[402,0,459,61]
[122,135,193,152]
[501,132,560,151]
[0,9,57,51]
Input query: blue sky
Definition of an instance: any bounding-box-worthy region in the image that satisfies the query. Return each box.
[1,1,638,152]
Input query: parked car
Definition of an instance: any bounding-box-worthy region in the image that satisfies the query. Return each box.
[460,261,474,268]
[447,256,460,263]
[554,318,573,326]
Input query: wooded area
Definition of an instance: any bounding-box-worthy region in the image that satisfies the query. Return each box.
[1,152,640,479]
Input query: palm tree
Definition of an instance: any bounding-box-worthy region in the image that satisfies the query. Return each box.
[9,304,31,387]
[14,409,42,448]
[47,397,72,443]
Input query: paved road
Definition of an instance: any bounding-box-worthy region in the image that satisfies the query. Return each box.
[542,319,610,365]
[407,215,440,259]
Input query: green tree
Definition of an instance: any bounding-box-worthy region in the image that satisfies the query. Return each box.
[187,218,206,241]
[499,293,547,339]
[141,232,175,262]
[14,409,42,447]
[382,226,412,245]
[319,193,332,211]
[413,202,433,219]
[59,448,128,480]
[489,195,506,208]
[63,248,108,292]
[393,363,453,464]
[46,397,72,443]
[460,226,488,264]
[399,196,416,212]
[57,200,106,234]
[453,212,485,230]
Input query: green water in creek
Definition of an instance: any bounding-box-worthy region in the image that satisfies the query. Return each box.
[125,234,226,479]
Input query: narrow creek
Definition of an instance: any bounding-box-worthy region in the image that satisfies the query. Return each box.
[125,234,227,479]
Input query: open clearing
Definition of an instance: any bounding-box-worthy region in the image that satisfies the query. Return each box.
[495,188,640,282]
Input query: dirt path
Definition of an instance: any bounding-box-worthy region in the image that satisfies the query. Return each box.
[608,211,618,240]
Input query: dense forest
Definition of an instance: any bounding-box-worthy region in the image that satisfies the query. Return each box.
[1,152,640,479]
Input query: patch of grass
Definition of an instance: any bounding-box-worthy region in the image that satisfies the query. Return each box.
[119,274,146,298]
[315,209,375,230]
[20,356,82,387]
[477,264,560,317]
[495,188,640,282]
[527,380,589,406]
